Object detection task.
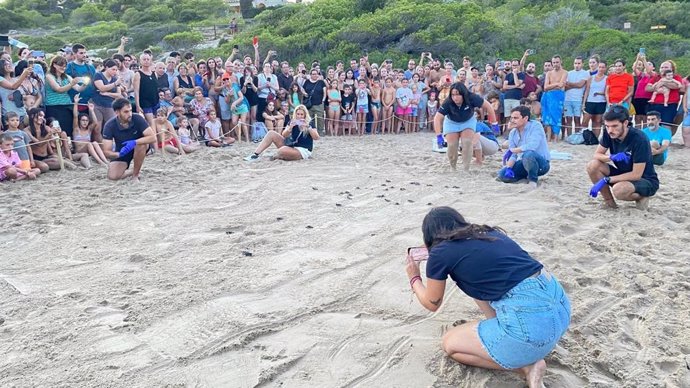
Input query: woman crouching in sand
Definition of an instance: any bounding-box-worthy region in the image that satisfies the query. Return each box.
[405,207,570,388]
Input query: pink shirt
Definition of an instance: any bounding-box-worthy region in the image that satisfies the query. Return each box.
[0,150,21,180]
[634,73,655,99]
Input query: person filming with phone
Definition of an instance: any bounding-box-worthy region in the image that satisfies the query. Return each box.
[404,206,571,388]
[244,104,319,162]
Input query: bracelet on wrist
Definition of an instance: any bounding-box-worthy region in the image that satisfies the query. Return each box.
[409,275,422,289]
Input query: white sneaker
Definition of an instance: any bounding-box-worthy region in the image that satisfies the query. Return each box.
[243,153,259,162]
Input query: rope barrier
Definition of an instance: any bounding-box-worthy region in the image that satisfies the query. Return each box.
[5,115,683,154]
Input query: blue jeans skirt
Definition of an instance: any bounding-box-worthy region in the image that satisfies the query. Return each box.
[477,270,571,369]
[442,115,477,135]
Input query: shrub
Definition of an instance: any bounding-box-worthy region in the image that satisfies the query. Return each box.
[163,31,204,49]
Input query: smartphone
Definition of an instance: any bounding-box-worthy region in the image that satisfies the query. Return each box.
[28,59,35,66]
[527,49,535,55]
[252,36,259,46]
[233,44,239,50]
[407,247,429,262]
[639,47,646,55]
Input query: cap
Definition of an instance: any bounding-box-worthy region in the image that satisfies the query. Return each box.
[59,46,73,54]
[222,73,230,80]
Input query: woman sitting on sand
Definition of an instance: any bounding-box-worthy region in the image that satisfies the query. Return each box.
[71,96,108,166]
[243,104,319,162]
[405,207,571,388]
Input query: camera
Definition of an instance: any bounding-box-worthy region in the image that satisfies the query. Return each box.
[527,49,535,55]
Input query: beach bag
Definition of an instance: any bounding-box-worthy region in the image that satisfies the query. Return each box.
[12,90,24,108]
[565,132,584,145]
[252,122,267,143]
[304,87,315,109]
[582,129,599,145]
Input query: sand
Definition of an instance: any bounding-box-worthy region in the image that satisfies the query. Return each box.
[1,132,689,388]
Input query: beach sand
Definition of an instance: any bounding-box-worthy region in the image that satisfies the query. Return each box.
[1,132,689,387]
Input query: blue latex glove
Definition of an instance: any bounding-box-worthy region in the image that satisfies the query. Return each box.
[491,123,500,135]
[610,152,631,164]
[436,134,445,148]
[589,177,610,198]
[118,140,137,158]
[502,150,513,165]
[503,167,515,179]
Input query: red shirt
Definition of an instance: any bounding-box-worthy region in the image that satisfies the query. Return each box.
[606,72,634,104]
[649,74,683,105]
[522,74,539,98]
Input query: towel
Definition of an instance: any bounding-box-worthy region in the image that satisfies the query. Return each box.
[541,90,565,135]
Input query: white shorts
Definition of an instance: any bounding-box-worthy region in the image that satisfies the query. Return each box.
[294,146,312,159]
[503,99,521,116]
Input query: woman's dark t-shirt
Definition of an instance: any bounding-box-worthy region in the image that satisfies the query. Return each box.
[288,125,313,151]
[426,231,543,301]
[438,91,484,123]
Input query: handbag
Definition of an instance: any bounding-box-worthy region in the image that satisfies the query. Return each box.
[12,90,24,108]
[304,86,315,109]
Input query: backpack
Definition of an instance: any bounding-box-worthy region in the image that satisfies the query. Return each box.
[582,129,599,145]
[252,122,267,143]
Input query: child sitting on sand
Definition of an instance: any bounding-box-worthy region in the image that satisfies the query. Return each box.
[3,112,47,173]
[71,98,108,166]
[204,109,234,147]
[0,133,39,181]
[153,107,197,154]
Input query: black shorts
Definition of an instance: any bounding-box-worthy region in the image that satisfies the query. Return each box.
[609,165,658,197]
[584,102,606,115]
[114,151,134,168]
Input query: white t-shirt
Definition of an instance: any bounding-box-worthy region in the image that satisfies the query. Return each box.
[565,69,590,102]
[205,119,222,140]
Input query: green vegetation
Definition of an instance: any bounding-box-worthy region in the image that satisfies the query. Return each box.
[1,0,688,73]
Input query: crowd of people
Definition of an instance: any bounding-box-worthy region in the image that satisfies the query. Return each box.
[3,33,690,388]
[0,37,688,185]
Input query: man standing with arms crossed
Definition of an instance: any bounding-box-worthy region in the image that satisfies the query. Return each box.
[102,98,157,182]
[563,56,590,138]
[541,55,567,142]
[502,59,525,128]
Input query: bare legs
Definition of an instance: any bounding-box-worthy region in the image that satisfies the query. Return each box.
[252,130,285,155]
[107,144,147,181]
[441,300,546,388]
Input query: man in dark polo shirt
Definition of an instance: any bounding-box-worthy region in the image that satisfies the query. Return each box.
[102,98,157,182]
[586,105,659,210]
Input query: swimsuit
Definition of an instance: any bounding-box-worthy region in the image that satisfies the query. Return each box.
[72,132,91,144]
[158,136,179,149]
[328,90,341,112]
[371,100,381,109]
